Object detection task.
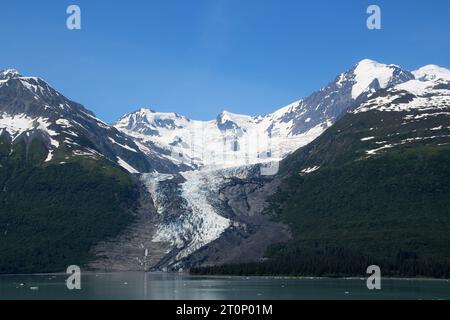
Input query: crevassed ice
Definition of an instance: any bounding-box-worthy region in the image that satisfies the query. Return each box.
[149,169,233,261]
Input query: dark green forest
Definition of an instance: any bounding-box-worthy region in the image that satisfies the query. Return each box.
[0,137,138,274]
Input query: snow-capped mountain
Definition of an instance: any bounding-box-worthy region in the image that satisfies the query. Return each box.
[231,67,450,278]
[114,59,414,170]
[412,65,450,82]
[189,64,450,276]
[121,65,450,271]
[0,69,179,173]
[97,59,450,271]
[2,60,449,275]
[272,64,450,175]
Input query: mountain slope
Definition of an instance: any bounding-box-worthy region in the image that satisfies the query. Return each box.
[0,151,139,274]
[115,59,414,171]
[0,70,183,173]
[0,70,156,273]
[192,69,450,278]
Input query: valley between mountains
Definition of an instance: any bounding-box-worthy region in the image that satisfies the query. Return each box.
[0,59,449,277]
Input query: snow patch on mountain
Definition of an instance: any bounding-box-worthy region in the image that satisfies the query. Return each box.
[353,71,450,157]
[0,113,44,139]
[117,157,140,173]
[108,137,138,152]
[354,77,450,114]
[0,112,60,161]
[365,134,450,157]
[301,166,320,174]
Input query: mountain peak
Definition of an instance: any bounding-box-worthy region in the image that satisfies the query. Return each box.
[137,107,157,114]
[356,58,382,66]
[218,110,252,119]
[351,59,411,99]
[355,58,401,69]
[0,69,22,80]
[218,110,237,119]
[217,110,253,127]
[412,65,450,81]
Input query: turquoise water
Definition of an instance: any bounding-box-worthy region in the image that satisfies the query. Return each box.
[0,273,449,300]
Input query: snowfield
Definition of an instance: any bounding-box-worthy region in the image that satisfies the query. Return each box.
[352,59,402,99]
[0,113,60,161]
[115,108,330,171]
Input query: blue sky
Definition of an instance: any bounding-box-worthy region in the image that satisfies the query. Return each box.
[1,0,449,122]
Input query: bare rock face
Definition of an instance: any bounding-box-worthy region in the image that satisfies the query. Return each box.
[87,181,172,272]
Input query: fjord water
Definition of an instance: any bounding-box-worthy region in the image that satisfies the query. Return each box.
[0,273,449,300]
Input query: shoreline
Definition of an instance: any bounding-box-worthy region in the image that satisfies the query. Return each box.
[1,271,449,282]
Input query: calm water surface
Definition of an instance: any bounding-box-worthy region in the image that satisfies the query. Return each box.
[0,272,449,300]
